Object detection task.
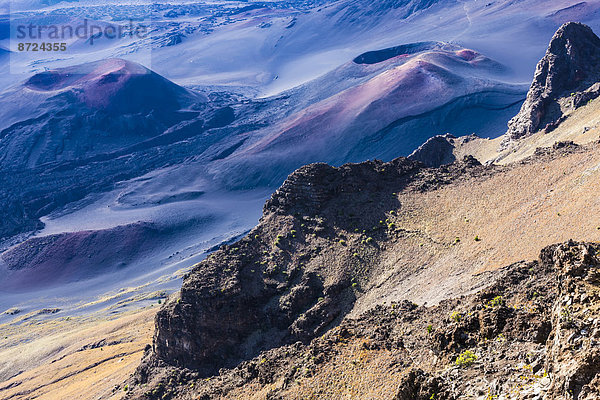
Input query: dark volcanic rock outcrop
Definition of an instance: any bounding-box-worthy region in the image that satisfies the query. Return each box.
[408,133,457,167]
[134,156,495,388]
[505,22,600,141]
[147,158,424,376]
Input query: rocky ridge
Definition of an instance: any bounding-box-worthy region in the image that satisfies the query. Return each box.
[407,133,481,168]
[127,236,600,399]
[138,156,490,376]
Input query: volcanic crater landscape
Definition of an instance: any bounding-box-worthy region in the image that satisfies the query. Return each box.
[2,0,600,399]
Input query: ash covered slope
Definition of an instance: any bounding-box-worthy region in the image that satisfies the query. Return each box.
[211,43,524,188]
[0,58,206,169]
[506,22,600,141]
[0,59,238,240]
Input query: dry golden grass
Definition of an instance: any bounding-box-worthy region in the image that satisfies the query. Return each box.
[0,308,156,400]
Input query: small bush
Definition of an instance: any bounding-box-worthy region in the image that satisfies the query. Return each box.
[488,296,504,308]
[474,236,481,241]
[427,324,433,334]
[451,311,461,323]
[455,350,477,367]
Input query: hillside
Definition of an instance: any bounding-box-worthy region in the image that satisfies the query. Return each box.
[93,22,600,400]
[130,240,600,399]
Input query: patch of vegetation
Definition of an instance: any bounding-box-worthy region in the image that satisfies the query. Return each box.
[455,350,477,367]
[488,296,504,308]
[450,311,461,323]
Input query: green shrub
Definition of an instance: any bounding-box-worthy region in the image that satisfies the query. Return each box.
[450,311,461,323]
[489,296,504,308]
[455,350,477,367]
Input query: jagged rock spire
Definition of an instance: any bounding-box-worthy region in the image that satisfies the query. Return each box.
[506,22,600,141]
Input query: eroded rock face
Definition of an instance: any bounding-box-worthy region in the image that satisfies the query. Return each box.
[543,242,600,399]
[149,158,424,376]
[142,155,494,382]
[506,22,600,141]
[408,134,457,168]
